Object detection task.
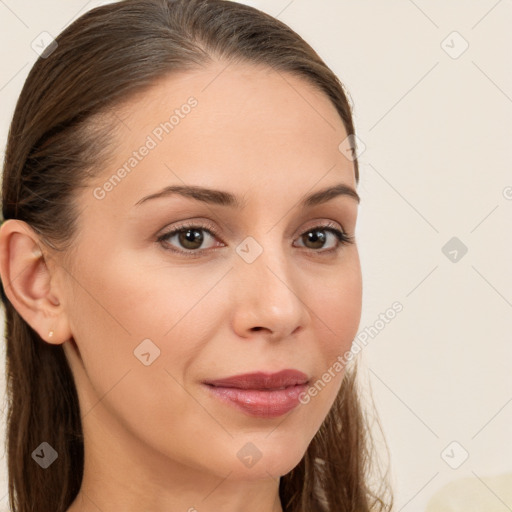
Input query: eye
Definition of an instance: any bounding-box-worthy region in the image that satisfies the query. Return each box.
[293,222,354,253]
[156,220,354,258]
[157,222,222,256]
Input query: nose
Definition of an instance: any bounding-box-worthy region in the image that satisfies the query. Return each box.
[230,239,311,341]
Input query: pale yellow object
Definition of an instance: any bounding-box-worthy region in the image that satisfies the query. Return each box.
[425,473,512,512]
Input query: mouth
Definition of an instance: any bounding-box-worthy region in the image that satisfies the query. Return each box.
[203,369,309,390]
[202,369,310,418]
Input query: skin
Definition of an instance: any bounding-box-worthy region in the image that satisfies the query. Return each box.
[0,61,362,512]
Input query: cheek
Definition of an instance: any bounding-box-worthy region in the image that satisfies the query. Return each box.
[68,243,222,339]
[64,258,231,469]
[300,258,362,415]
[312,258,363,362]
[65,247,227,403]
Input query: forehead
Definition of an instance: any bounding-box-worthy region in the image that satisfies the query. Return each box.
[85,62,356,212]
[114,61,350,154]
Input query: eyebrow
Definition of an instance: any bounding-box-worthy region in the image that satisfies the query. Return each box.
[133,182,360,208]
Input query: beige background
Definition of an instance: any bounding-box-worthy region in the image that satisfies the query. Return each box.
[0,0,511,510]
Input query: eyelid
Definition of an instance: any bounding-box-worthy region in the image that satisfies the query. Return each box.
[296,219,343,237]
[160,218,220,238]
[158,218,346,239]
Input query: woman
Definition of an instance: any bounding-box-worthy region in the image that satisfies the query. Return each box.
[0,0,392,511]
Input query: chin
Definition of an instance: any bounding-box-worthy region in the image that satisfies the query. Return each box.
[223,435,309,481]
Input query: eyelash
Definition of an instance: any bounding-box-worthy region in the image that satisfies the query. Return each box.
[156,220,354,259]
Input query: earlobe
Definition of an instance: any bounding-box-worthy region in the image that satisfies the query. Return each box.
[0,219,72,345]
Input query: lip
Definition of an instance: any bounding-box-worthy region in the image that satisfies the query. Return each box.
[203,369,309,419]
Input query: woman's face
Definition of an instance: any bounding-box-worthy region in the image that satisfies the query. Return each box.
[58,62,362,482]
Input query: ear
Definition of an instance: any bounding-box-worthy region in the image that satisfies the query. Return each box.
[0,219,72,345]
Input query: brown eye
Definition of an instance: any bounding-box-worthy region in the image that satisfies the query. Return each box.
[176,228,204,250]
[294,223,354,254]
[301,229,328,250]
[157,224,221,255]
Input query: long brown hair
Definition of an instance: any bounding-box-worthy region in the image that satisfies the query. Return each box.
[0,1,393,510]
